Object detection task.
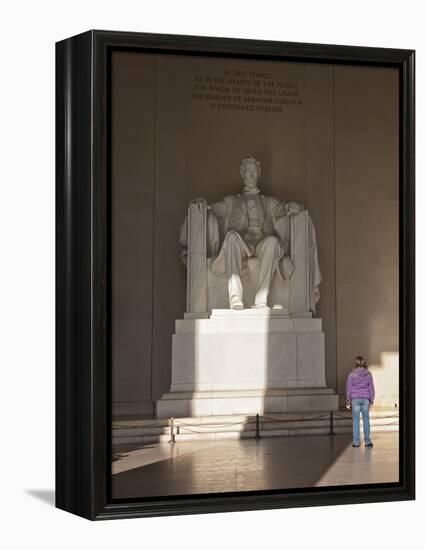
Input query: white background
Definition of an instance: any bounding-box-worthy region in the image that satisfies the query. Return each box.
[0,1,422,548]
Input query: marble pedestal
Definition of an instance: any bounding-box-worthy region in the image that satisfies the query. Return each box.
[157,309,338,418]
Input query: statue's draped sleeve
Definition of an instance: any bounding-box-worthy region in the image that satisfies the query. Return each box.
[307,215,322,311]
[269,197,290,254]
[209,197,231,244]
[206,208,221,257]
[179,216,189,265]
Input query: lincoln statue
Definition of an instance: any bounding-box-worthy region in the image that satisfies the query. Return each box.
[179,156,321,311]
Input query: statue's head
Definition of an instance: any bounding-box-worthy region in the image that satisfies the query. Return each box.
[240,156,261,190]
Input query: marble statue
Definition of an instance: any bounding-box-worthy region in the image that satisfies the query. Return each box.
[180,156,322,312]
[156,159,337,417]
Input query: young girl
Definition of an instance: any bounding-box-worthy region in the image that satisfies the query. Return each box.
[345,356,375,447]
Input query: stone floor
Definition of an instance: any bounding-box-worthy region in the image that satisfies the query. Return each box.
[111,431,399,499]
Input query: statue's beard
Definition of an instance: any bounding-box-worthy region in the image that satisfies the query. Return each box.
[242,182,260,195]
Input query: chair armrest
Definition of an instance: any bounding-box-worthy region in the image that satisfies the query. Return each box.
[186,204,208,313]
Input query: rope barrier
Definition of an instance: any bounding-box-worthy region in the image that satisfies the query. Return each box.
[174,425,248,435]
[112,423,169,429]
[261,412,330,423]
[333,413,399,421]
[379,421,400,426]
[113,413,399,430]
[174,419,255,428]
[113,410,400,442]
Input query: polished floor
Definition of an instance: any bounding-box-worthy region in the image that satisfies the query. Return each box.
[112,432,399,499]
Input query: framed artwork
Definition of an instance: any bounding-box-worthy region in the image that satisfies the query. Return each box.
[56,30,415,520]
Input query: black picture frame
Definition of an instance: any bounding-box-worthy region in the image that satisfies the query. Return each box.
[56,30,415,520]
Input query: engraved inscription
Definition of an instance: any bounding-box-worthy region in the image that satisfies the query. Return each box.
[191,70,302,113]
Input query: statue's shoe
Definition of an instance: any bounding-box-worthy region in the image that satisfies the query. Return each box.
[252,303,270,310]
[230,296,244,310]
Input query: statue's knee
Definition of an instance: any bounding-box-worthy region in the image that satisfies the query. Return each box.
[225,230,240,243]
[256,235,281,258]
[263,235,279,248]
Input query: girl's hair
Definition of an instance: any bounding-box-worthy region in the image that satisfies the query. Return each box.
[353,355,367,368]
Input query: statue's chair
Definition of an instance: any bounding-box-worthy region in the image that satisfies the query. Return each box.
[185,206,317,318]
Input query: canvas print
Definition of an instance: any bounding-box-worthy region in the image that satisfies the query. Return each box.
[110,52,399,500]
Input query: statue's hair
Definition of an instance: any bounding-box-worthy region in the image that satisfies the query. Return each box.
[240,156,262,179]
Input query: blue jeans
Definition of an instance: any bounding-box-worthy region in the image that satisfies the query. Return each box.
[351,398,371,445]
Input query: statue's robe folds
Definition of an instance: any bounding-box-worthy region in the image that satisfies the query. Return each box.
[180,194,322,312]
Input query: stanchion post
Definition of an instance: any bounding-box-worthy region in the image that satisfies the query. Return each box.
[328,411,335,435]
[255,414,260,439]
[170,417,175,443]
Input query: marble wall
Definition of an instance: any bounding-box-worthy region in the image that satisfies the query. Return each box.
[111,53,156,416]
[111,52,398,417]
[334,65,399,400]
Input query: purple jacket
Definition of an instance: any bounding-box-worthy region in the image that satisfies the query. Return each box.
[345,367,375,403]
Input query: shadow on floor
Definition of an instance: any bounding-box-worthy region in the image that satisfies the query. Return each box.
[26,489,55,507]
[112,433,358,499]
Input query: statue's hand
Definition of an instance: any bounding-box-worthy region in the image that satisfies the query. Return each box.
[285,201,303,216]
[189,197,210,212]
